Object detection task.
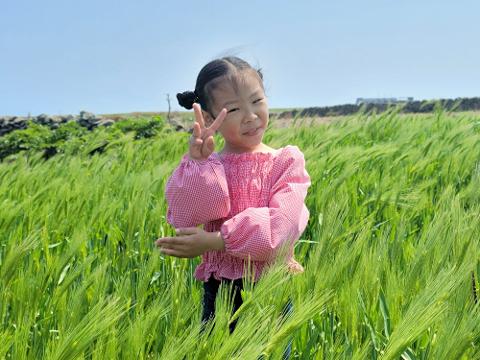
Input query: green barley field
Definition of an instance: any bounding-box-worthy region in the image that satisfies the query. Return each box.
[1,108,479,359]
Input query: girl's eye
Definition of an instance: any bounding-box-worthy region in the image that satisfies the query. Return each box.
[226,99,263,113]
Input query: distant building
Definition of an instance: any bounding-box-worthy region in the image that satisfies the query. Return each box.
[356,97,414,105]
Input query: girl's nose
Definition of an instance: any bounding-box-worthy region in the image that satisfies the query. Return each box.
[244,109,258,122]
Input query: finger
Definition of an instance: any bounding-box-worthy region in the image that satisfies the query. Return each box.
[192,122,201,139]
[201,138,213,159]
[189,135,203,146]
[155,237,181,247]
[175,227,198,235]
[158,242,185,252]
[205,136,214,153]
[160,247,185,258]
[208,108,227,133]
[155,238,166,247]
[159,243,182,251]
[193,103,205,131]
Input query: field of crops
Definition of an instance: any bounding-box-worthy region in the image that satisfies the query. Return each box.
[1,108,479,359]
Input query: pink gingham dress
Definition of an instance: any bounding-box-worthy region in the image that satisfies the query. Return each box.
[165,145,311,282]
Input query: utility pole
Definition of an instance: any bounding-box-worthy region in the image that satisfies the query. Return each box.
[166,93,171,124]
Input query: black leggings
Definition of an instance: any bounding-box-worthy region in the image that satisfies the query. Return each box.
[200,275,293,358]
[201,276,247,334]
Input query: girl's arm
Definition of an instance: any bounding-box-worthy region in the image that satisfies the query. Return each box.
[165,153,231,228]
[219,146,310,262]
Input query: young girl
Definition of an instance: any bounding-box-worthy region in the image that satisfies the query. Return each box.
[155,56,311,358]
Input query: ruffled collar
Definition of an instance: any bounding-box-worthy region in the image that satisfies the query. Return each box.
[216,148,282,163]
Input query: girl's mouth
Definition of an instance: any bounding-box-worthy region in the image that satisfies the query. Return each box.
[244,127,260,136]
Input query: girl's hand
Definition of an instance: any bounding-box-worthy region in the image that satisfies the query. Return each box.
[189,103,227,161]
[155,227,225,258]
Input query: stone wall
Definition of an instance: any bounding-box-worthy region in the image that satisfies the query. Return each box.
[0,111,115,137]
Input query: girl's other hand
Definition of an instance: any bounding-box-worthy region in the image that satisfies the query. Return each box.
[189,103,227,161]
[155,227,225,258]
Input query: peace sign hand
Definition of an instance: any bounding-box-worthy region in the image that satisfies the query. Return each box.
[189,103,227,161]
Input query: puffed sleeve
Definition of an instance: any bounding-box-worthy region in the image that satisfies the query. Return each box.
[220,146,311,262]
[165,153,231,228]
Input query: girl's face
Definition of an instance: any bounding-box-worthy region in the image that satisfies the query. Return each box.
[203,71,269,154]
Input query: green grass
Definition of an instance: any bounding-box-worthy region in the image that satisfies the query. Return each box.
[1,108,480,359]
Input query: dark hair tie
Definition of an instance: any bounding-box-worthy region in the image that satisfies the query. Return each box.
[176,91,198,110]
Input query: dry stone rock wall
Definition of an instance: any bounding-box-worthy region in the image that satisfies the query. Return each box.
[0,111,115,137]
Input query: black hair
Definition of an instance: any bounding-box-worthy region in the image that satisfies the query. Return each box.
[176,56,264,117]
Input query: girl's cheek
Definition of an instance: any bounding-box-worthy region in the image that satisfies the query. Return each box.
[224,127,235,136]
[225,126,240,138]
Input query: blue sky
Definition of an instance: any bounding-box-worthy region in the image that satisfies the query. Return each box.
[1,0,478,116]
